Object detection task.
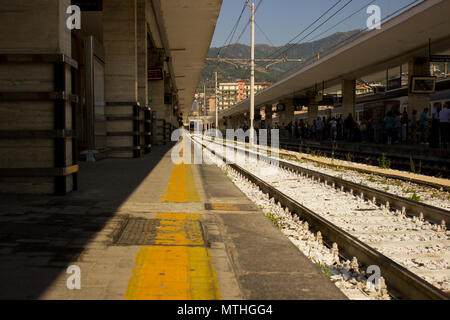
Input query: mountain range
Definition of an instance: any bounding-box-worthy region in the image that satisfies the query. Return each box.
[198,29,362,92]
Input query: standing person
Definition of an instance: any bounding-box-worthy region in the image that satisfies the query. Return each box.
[439,102,450,149]
[344,113,354,142]
[385,111,395,145]
[338,115,344,140]
[299,119,305,138]
[330,117,337,141]
[430,102,441,148]
[410,110,418,144]
[286,121,293,140]
[420,108,430,145]
[311,120,317,140]
[360,118,368,142]
[401,108,409,143]
[294,121,300,139]
[394,110,402,143]
[316,117,324,141]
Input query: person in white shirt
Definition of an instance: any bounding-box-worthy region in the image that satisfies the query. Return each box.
[439,102,449,149]
[330,118,337,141]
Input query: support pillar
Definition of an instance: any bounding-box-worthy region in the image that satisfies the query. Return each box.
[233,116,239,130]
[0,0,77,195]
[341,79,356,117]
[137,0,150,153]
[308,105,319,126]
[104,0,140,158]
[408,57,431,115]
[264,105,273,130]
[278,102,294,128]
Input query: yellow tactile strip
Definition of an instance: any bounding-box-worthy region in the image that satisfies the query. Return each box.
[124,150,220,300]
[125,213,220,300]
[159,162,201,203]
[208,203,240,211]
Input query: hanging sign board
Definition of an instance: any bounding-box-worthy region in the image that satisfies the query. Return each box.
[430,55,450,63]
[410,76,436,94]
[72,0,102,11]
[148,67,164,80]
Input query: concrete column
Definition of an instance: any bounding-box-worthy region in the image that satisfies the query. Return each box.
[103,0,138,103]
[233,116,239,130]
[0,0,74,194]
[149,79,165,117]
[264,105,273,129]
[104,0,139,157]
[308,105,319,126]
[408,57,430,114]
[226,117,233,130]
[341,79,356,117]
[137,0,148,106]
[0,0,71,55]
[279,103,294,128]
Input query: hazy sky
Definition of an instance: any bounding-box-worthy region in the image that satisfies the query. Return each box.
[211,0,423,47]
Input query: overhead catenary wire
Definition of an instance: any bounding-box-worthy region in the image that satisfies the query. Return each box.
[217,1,247,58]
[280,0,422,75]
[256,0,345,66]
[232,0,263,48]
[307,0,377,44]
[255,22,275,47]
[258,0,354,69]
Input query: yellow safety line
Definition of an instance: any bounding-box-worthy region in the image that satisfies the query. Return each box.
[124,144,220,300]
[210,203,240,211]
[159,162,200,203]
[125,213,221,300]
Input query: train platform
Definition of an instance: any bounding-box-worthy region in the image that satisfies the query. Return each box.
[0,138,346,300]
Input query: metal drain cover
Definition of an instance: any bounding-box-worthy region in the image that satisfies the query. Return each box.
[114,217,206,246]
[114,218,160,245]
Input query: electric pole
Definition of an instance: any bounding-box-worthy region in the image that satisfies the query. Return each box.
[203,83,207,132]
[249,1,255,145]
[215,71,218,134]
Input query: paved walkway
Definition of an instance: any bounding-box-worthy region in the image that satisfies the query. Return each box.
[0,137,346,300]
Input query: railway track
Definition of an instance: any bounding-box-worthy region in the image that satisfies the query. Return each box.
[190,134,450,300]
[279,140,450,179]
[206,137,450,227]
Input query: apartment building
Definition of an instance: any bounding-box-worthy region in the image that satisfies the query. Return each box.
[218,81,270,110]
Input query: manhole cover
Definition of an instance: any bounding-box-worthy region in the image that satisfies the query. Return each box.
[114,219,160,245]
[114,217,206,246]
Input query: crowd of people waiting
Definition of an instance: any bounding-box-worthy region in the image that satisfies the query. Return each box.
[276,101,450,149]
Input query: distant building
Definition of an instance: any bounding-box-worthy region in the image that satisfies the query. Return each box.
[193,93,216,114]
[218,81,270,110]
[207,97,216,113]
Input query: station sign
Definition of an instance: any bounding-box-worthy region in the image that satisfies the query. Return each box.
[148,67,164,81]
[318,96,335,106]
[72,0,102,11]
[387,78,401,91]
[410,76,436,94]
[293,97,308,111]
[430,55,450,63]
[276,103,286,112]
